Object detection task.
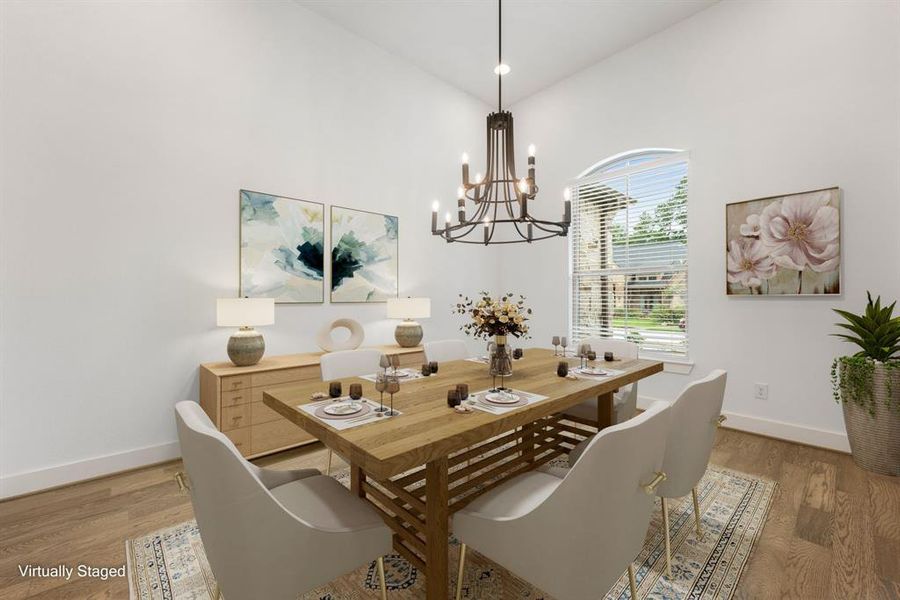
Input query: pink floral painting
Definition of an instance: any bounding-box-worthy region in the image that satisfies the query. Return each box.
[726,188,840,295]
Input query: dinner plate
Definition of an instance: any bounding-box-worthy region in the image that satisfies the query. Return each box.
[484,391,521,404]
[391,370,411,378]
[323,401,363,416]
[577,366,608,376]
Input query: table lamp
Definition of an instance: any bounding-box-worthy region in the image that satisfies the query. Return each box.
[386,297,430,347]
[216,298,275,366]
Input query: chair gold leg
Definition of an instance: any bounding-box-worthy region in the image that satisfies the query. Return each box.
[377,556,387,600]
[326,449,333,476]
[627,563,638,598]
[455,543,467,600]
[661,497,672,578]
[692,487,702,539]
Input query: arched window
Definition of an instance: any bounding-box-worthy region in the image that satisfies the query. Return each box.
[569,149,689,357]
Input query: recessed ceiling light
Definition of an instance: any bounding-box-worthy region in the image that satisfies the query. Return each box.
[493,63,510,76]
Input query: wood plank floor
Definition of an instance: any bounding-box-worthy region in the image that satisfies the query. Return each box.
[1,428,898,599]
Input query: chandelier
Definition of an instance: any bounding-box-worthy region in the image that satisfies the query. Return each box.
[431,0,571,245]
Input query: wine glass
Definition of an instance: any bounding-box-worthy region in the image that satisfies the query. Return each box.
[374,373,387,413]
[551,336,560,356]
[390,354,401,376]
[560,336,568,357]
[379,354,391,370]
[386,377,401,416]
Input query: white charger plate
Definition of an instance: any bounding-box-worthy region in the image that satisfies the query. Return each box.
[323,401,363,416]
[484,391,521,405]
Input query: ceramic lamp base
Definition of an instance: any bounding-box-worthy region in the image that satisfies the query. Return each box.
[227,327,265,366]
[394,320,423,347]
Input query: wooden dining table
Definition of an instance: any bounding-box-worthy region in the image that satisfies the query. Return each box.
[264,347,663,599]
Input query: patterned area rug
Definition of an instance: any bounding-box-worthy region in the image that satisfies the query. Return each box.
[126,463,774,599]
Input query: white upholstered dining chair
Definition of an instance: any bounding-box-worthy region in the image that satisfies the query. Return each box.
[423,339,469,363]
[174,401,390,600]
[654,369,728,577]
[562,337,640,426]
[453,400,672,600]
[320,348,383,381]
[319,348,384,473]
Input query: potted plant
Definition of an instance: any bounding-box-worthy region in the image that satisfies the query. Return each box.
[830,292,900,476]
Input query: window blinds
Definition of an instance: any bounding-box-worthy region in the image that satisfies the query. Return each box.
[569,153,689,357]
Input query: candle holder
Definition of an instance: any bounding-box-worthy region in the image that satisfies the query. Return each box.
[604,351,614,362]
[429,361,439,374]
[587,351,597,362]
[421,363,432,376]
[349,383,363,400]
[447,388,460,407]
[513,348,523,360]
[557,361,569,377]
[328,381,342,399]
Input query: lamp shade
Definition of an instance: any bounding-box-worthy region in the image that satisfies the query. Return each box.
[386,297,431,320]
[217,298,274,327]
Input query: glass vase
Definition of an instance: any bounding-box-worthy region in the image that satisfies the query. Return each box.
[489,335,513,377]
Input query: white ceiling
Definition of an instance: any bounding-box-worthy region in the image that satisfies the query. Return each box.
[297,0,717,106]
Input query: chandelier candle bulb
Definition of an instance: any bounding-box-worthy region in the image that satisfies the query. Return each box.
[461,153,469,183]
[528,144,536,158]
[483,219,490,244]
[431,201,439,232]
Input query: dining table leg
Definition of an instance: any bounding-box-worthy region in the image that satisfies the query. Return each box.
[597,391,615,429]
[425,456,449,599]
[350,464,365,497]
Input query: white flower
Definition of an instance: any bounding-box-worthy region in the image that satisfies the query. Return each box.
[758,192,840,272]
[740,214,761,237]
[727,238,777,288]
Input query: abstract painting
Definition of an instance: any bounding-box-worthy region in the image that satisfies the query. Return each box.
[330,206,398,303]
[726,187,840,296]
[240,190,324,303]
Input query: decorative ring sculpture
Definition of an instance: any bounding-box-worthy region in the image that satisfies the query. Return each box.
[316,318,365,352]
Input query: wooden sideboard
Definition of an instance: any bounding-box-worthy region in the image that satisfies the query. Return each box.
[199,345,425,458]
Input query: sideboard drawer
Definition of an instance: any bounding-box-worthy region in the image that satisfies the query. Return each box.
[251,365,320,388]
[222,375,252,392]
[251,419,313,455]
[221,403,251,431]
[221,390,250,408]
[225,427,251,455]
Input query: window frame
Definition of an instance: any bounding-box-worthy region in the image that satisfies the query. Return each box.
[567,149,692,362]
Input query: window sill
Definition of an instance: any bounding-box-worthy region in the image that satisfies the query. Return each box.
[640,355,694,375]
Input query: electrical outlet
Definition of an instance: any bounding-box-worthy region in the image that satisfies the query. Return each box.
[754,383,768,400]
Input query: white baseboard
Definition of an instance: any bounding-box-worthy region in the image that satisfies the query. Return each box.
[638,396,851,453]
[0,441,181,500]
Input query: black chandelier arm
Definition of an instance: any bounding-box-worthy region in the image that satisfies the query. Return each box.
[435,217,568,239]
[435,229,563,245]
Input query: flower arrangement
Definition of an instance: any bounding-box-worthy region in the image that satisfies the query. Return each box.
[453,292,532,340]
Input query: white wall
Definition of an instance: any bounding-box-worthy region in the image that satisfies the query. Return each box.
[500,0,900,449]
[0,0,498,496]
